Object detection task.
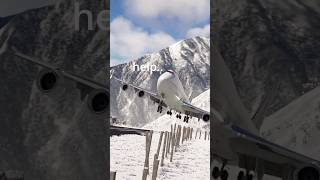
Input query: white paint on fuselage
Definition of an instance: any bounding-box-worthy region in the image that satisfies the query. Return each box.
[156,71,189,113]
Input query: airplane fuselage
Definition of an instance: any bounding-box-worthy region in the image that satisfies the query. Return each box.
[156,70,189,114]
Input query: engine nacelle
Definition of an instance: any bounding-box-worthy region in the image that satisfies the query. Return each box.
[294,166,320,180]
[36,69,66,98]
[203,114,210,122]
[138,91,145,97]
[87,89,109,114]
[122,84,128,91]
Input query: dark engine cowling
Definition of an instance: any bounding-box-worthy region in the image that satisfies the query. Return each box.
[294,166,320,180]
[122,84,128,91]
[138,91,144,97]
[36,69,66,98]
[37,70,59,92]
[203,114,210,122]
[87,89,109,114]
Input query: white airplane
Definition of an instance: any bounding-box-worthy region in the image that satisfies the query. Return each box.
[210,46,320,180]
[114,70,210,123]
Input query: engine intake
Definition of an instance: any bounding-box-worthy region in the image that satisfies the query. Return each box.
[203,114,210,122]
[138,91,145,97]
[37,70,58,92]
[122,84,128,91]
[296,166,319,180]
[87,89,109,114]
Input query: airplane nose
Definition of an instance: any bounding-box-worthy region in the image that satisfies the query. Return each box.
[161,72,175,80]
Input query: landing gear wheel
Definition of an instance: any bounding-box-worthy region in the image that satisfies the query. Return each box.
[247,174,253,180]
[212,166,220,179]
[220,170,229,180]
[237,171,244,180]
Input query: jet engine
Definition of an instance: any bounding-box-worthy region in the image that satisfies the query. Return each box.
[294,166,320,180]
[203,114,210,122]
[138,91,145,97]
[87,89,109,114]
[122,84,128,91]
[36,69,66,98]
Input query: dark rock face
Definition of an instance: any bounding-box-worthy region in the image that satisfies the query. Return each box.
[212,0,320,128]
[0,0,108,179]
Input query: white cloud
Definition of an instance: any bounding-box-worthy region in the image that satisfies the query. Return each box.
[111,16,176,64]
[123,0,209,23]
[186,24,210,38]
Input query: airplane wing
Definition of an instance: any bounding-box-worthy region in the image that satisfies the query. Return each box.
[11,48,108,93]
[227,123,320,177]
[113,77,167,107]
[181,100,210,120]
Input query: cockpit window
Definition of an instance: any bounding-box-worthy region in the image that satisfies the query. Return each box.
[166,70,175,74]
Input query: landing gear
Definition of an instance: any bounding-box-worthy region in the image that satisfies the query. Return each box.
[183,115,190,123]
[167,110,172,115]
[176,113,181,119]
[237,170,254,180]
[212,166,220,179]
[237,171,244,180]
[157,105,162,113]
[220,170,229,180]
[247,174,253,180]
[212,161,229,180]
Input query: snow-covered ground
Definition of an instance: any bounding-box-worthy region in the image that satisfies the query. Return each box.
[111,114,210,180]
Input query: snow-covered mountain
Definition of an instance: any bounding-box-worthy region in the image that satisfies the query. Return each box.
[0,1,108,179]
[111,37,210,127]
[212,0,320,128]
[261,86,320,161]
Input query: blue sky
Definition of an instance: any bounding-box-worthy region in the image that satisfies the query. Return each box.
[111,0,210,66]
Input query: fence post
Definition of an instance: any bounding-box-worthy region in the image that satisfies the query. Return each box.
[161,132,167,166]
[166,131,170,157]
[186,127,189,141]
[168,125,173,154]
[205,131,207,140]
[156,132,164,159]
[181,127,185,144]
[144,131,153,175]
[170,126,176,162]
[110,171,116,180]
[152,154,160,180]
[175,125,181,150]
[195,129,197,139]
